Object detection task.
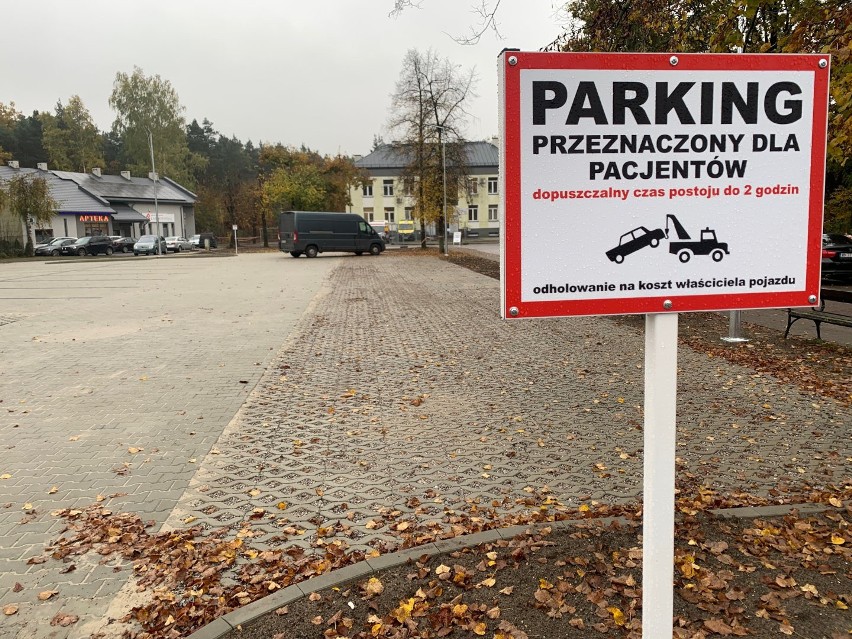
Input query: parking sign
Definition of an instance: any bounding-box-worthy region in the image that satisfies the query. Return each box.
[499,52,830,319]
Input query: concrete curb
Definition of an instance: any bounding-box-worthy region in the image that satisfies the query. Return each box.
[186,501,833,638]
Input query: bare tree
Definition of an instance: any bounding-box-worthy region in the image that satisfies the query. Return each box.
[389,0,505,44]
[388,49,477,251]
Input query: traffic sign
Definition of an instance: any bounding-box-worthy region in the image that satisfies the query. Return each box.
[499,52,830,319]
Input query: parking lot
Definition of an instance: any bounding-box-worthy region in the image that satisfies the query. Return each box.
[0,253,334,637]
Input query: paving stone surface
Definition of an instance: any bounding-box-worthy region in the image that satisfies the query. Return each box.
[0,253,335,638]
[170,254,849,556]
[0,251,848,638]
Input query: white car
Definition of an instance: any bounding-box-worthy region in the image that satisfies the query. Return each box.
[165,236,193,252]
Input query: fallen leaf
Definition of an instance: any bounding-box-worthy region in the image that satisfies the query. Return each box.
[3,605,18,616]
[38,590,59,601]
[703,618,733,635]
[50,613,78,627]
[364,577,384,597]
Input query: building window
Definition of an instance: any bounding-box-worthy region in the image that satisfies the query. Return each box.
[383,179,394,197]
[404,207,414,220]
[384,207,395,223]
[488,204,498,221]
[362,183,373,197]
[468,178,478,195]
[403,178,414,196]
[364,207,374,222]
[488,177,498,194]
[468,205,478,222]
[84,222,109,236]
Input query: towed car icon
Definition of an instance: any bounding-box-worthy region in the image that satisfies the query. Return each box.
[605,226,666,263]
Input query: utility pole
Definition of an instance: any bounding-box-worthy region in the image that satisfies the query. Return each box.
[434,124,449,257]
[147,129,161,256]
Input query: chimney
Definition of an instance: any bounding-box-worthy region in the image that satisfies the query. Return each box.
[7,160,19,169]
[148,171,158,181]
[92,167,102,177]
[120,171,131,180]
[37,162,48,171]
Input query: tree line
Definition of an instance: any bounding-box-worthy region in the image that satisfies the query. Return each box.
[0,67,366,246]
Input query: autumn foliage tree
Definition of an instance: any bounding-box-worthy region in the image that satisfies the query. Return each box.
[40,96,105,172]
[109,66,205,187]
[258,145,367,242]
[551,0,852,231]
[2,173,57,256]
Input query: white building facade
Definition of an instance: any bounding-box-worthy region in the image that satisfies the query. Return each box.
[0,163,196,248]
[349,141,500,240]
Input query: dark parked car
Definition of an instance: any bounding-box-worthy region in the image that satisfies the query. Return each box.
[60,235,114,256]
[606,226,666,263]
[34,237,77,256]
[190,232,218,249]
[821,233,852,281]
[134,235,167,256]
[112,237,137,253]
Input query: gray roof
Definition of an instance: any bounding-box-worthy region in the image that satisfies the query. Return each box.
[356,141,498,170]
[0,166,114,214]
[111,204,148,222]
[52,171,196,205]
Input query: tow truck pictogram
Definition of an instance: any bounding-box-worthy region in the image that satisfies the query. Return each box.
[664,214,729,263]
[605,214,730,264]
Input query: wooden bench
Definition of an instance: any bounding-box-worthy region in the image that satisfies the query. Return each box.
[785,287,852,339]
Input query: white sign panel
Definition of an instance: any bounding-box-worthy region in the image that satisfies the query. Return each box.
[500,52,830,318]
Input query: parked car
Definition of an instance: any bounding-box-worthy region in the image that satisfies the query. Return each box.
[821,233,852,281]
[165,236,193,252]
[60,235,115,256]
[112,237,137,253]
[34,237,77,256]
[134,235,167,256]
[190,232,218,249]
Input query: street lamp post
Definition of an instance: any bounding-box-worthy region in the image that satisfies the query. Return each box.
[434,124,448,257]
[147,130,161,256]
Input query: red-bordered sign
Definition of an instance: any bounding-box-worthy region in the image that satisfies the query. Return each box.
[499,52,830,319]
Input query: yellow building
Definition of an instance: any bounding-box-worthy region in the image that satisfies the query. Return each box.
[350,140,500,241]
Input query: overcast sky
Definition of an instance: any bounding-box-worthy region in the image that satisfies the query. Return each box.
[1,1,563,158]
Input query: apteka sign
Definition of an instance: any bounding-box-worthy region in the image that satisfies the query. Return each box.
[499,52,830,319]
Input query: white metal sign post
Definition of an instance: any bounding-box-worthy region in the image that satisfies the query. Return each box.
[499,50,829,635]
[642,312,678,636]
[232,224,238,256]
